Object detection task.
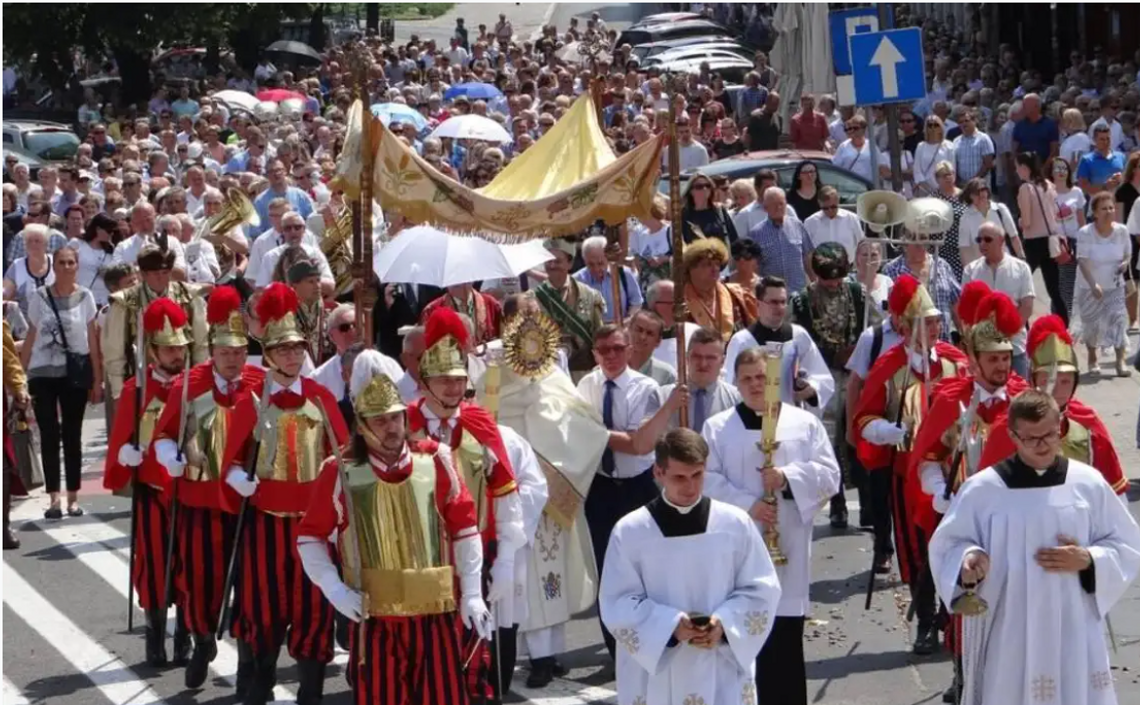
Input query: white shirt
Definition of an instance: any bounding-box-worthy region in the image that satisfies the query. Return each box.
[246,228,319,285]
[1087,116,1126,151]
[803,208,864,261]
[961,255,1035,354]
[112,233,187,272]
[576,367,661,479]
[1054,187,1087,238]
[913,140,956,190]
[1060,132,1092,166]
[184,238,220,284]
[666,141,709,172]
[309,349,402,401]
[845,318,903,379]
[256,242,334,289]
[731,200,767,240]
[957,203,1018,266]
[26,286,98,375]
[66,238,112,306]
[1075,222,1132,291]
[397,371,421,405]
[268,377,304,396]
[629,221,672,259]
[832,139,875,183]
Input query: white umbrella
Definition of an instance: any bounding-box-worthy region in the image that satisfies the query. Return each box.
[373,225,552,288]
[211,89,259,112]
[428,114,513,144]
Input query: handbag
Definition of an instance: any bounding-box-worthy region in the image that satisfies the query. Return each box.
[43,286,94,391]
[1034,186,1073,264]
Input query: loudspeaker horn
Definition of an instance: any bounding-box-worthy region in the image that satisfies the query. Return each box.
[856,190,909,234]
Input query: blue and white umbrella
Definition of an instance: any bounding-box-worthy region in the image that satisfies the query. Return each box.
[443,83,503,102]
[370,103,429,131]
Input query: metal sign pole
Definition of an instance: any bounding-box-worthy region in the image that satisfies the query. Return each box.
[879,4,904,193]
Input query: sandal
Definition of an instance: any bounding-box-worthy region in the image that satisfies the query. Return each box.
[67,505,84,517]
[44,506,63,520]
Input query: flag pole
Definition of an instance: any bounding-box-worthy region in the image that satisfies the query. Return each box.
[667,102,688,428]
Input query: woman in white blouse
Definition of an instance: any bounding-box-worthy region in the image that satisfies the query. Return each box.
[832,114,875,184]
[1059,108,1091,170]
[3,223,54,317]
[912,115,955,195]
[957,177,1023,267]
[1073,192,1133,377]
[629,196,673,290]
[852,238,892,327]
[1050,158,1086,322]
[68,212,117,307]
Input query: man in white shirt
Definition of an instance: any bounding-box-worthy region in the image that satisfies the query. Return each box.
[309,306,400,404]
[246,199,317,285]
[256,212,335,297]
[113,202,187,279]
[576,323,682,660]
[960,222,1036,378]
[183,167,212,217]
[732,170,782,238]
[664,117,709,172]
[802,186,864,263]
[1087,97,1126,151]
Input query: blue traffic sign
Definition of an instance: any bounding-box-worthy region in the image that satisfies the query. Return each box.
[850,28,926,106]
[828,7,892,76]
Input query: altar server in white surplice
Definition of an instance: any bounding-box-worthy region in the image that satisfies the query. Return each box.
[723,276,834,416]
[701,346,841,705]
[929,390,1140,705]
[600,429,781,705]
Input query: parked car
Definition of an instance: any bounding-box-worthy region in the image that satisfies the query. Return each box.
[653,56,754,85]
[1,120,80,163]
[634,39,754,63]
[629,12,706,28]
[3,145,46,182]
[645,47,754,68]
[616,19,733,49]
[657,150,873,212]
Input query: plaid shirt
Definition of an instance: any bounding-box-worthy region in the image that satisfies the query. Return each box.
[882,255,961,341]
[952,131,995,183]
[749,218,809,293]
[5,229,69,266]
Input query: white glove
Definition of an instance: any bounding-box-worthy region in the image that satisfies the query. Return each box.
[153,438,185,478]
[864,419,907,446]
[325,581,364,622]
[460,594,495,641]
[486,557,515,605]
[225,466,259,498]
[933,493,951,515]
[117,444,143,468]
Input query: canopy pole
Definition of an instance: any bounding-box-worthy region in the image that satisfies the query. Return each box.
[588,76,624,325]
[352,47,376,348]
[667,106,688,429]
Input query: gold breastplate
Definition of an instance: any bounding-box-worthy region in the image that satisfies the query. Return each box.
[254,401,325,483]
[182,390,231,482]
[454,429,489,531]
[886,358,958,452]
[1061,417,1091,465]
[339,455,455,617]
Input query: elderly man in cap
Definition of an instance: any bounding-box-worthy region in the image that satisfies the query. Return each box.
[533,238,606,382]
[256,212,335,296]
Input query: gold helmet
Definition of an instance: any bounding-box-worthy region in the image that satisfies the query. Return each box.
[887,274,939,322]
[143,297,191,347]
[965,291,1021,354]
[205,285,247,348]
[350,350,407,419]
[420,307,469,378]
[255,283,305,349]
[1028,315,1078,374]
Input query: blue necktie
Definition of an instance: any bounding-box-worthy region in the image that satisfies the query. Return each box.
[602,379,616,476]
[692,388,707,432]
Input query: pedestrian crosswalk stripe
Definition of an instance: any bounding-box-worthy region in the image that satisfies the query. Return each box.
[2,677,29,705]
[3,563,168,705]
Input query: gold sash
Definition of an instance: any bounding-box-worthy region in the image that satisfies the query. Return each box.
[340,454,455,617]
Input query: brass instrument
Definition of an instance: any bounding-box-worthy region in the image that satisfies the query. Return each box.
[200,187,260,250]
[758,343,787,566]
[321,205,355,297]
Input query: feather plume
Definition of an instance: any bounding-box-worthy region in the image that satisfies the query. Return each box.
[976,292,1023,337]
[1027,314,1072,355]
[349,350,398,401]
[887,274,920,317]
[255,282,298,324]
[957,280,992,326]
[206,285,243,325]
[143,297,188,333]
[424,306,470,350]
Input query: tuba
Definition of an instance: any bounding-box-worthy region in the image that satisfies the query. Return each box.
[199,187,260,251]
[321,205,355,297]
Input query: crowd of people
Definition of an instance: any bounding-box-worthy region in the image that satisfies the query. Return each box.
[2,4,1140,705]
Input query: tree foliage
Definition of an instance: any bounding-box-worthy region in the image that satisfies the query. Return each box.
[3,3,321,102]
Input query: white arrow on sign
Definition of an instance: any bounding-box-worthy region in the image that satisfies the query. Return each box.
[869,36,905,98]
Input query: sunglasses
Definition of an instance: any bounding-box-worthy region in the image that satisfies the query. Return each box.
[691,183,711,191]
[595,344,628,355]
[974,236,997,244]
[336,322,356,333]
[845,125,862,132]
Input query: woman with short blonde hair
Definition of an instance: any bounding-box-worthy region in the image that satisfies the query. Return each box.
[727,179,757,214]
[1060,108,1092,168]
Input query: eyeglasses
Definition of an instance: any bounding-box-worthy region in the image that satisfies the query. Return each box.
[691,183,711,191]
[282,224,305,231]
[1011,429,1059,447]
[845,125,861,132]
[975,236,997,244]
[336,321,356,333]
[899,117,915,123]
[595,344,628,355]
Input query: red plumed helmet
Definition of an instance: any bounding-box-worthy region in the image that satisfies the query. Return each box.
[424,306,470,350]
[1027,314,1073,356]
[976,292,1023,338]
[957,280,992,327]
[255,282,299,325]
[206,285,243,325]
[887,274,920,318]
[143,297,188,333]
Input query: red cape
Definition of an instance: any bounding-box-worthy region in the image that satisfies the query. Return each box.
[103,368,175,493]
[979,398,1128,495]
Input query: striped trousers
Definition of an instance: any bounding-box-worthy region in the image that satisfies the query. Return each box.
[349,613,469,705]
[131,484,170,612]
[174,505,235,635]
[233,510,334,662]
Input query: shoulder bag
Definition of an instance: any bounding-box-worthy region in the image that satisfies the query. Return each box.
[43,286,94,390]
[1034,185,1072,265]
